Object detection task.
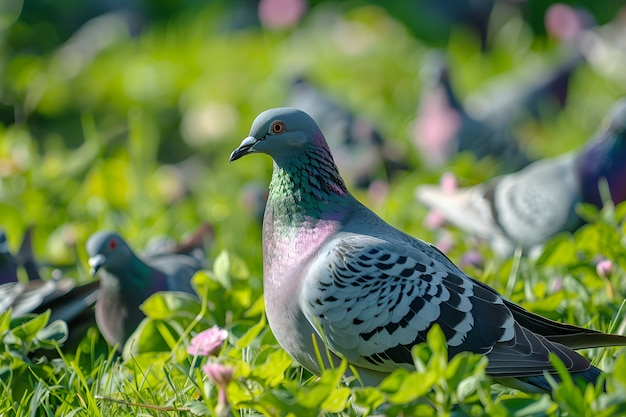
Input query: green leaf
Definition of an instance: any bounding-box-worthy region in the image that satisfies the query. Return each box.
[141,291,202,320]
[185,399,211,416]
[444,352,487,391]
[10,311,51,343]
[378,369,436,403]
[35,320,68,349]
[216,251,250,285]
[536,234,578,267]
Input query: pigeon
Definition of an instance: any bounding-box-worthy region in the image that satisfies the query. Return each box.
[0,228,100,352]
[468,54,583,126]
[0,227,43,284]
[230,107,626,393]
[413,55,533,172]
[416,97,626,256]
[0,229,19,284]
[287,77,409,189]
[87,230,203,350]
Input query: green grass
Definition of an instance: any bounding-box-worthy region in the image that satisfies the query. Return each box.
[1,3,626,416]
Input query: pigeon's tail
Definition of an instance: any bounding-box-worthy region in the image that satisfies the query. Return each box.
[415,183,496,238]
[500,365,603,394]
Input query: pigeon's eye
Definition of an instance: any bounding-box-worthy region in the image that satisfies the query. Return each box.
[270,121,285,134]
[108,239,117,250]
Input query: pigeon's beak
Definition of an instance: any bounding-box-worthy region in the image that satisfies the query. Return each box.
[230,136,259,162]
[88,254,105,277]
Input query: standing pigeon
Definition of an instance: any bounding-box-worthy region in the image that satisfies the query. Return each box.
[230,107,626,393]
[87,231,203,350]
[413,56,533,172]
[416,98,626,256]
[0,229,19,284]
[287,77,409,189]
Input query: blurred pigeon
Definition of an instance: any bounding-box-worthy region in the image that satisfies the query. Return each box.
[287,77,409,189]
[230,107,626,393]
[14,226,42,281]
[413,56,533,171]
[0,227,43,284]
[468,54,583,126]
[416,98,626,256]
[0,230,18,284]
[87,230,203,350]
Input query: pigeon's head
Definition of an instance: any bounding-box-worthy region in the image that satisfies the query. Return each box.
[86,231,133,276]
[230,108,325,163]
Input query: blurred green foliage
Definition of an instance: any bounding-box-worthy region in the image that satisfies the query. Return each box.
[1,1,626,415]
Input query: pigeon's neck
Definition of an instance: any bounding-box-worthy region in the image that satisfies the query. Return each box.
[103,254,164,295]
[266,144,352,226]
[577,132,626,206]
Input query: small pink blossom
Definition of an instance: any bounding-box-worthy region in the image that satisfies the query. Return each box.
[440,172,457,193]
[258,0,308,29]
[460,249,484,269]
[203,362,234,388]
[203,362,234,417]
[596,259,614,279]
[188,325,228,357]
[434,231,455,254]
[424,209,447,230]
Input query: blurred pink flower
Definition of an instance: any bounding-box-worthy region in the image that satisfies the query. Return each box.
[596,259,614,279]
[434,231,455,254]
[203,362,234,417]
[188,325,228,357]
[203,362,234,388]
[424,209,447,230]
[440,171,457,193]
[461,249,484,269]
[258,0,308,29]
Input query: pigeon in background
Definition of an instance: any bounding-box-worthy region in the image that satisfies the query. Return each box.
[412,54,533,172]
[467,54,583,126]
[0,226,45,284]
[87,230,204,350]
[0,230,19,284]
[0,227,100,352]
[416,97,626,256]
[287,77,409,189]
[13,226,42,282]
[230,107,626,393]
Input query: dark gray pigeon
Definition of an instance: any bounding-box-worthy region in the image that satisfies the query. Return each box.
[416,97,626,256]
[87,230,203,350]
[287,77,409,189]
[230,107,626,393]
[0,230,18,284]
[413,55,533,172]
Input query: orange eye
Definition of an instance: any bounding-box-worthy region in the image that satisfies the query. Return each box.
[270,121,285,134]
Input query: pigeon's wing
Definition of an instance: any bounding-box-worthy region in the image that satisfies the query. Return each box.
[147,254,202,294]
[302,234,592,377]
[493,152,581,245]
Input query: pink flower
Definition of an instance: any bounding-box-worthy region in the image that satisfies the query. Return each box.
[596,259,614,279]
[424,209,446,230]
[258,0,308,29]
[203,362,234,417]
[440,172,457,193]
[203,362,234,388]
[461,249,484,269]
[188,325,228,357]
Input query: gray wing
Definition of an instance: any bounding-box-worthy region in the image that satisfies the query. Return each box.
[147,253,202,294]
[302,234,592,377]
[494,152,582,246]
